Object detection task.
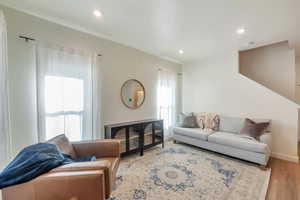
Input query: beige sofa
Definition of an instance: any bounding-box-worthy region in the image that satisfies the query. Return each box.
[173,116,272,167]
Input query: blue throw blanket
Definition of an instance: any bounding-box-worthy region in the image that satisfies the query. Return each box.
[0,143,95,189]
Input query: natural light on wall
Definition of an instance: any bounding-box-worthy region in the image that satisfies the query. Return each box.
[45,76,84,141]
[157,69,176,137]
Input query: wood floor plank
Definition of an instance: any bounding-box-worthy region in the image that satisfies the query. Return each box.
[266,144,300,200]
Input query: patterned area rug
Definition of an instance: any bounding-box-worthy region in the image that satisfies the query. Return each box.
[110,143,271,200]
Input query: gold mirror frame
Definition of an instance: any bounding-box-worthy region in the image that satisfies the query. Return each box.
[121,79,146,109]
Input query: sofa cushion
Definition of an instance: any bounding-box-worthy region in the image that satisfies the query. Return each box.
[47,134,77,158]
[173,127,213,141]
[208,131,269,154]
[218,116,245,134]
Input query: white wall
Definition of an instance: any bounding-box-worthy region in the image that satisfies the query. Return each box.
[296,57,300,104]
[296,56,300,141]
[183,51,299,162]
[239,41,296,102]
[0,6,182,156]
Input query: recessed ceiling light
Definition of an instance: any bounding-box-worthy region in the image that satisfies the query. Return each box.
[179,49,184,54]
[93,10,103,18]
[236,28,245,35]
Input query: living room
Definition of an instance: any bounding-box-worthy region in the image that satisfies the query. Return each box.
[0,1,299,200]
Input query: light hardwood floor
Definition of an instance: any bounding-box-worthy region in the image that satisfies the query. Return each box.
[266,144,300,200]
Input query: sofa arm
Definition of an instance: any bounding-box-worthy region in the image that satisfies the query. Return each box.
[72,139,121,158]
[2,170,106,200]
[259,133,272,153]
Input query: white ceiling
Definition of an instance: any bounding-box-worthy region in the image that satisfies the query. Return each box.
[0,0,299,63]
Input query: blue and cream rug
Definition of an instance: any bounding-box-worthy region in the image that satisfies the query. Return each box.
[110,143,271,200]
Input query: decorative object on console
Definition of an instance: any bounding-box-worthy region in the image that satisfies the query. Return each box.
[121,79,145,109]
[105,119,164,157]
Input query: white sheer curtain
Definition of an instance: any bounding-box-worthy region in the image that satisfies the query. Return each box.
[157,68,177,138]
[36,43,100,141]
[0,11,11,169]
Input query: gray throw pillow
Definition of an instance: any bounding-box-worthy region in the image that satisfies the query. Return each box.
[179,113,198,128]
[240,118,270,140]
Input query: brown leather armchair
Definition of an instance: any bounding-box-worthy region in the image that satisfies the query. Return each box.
[2,135,121,200]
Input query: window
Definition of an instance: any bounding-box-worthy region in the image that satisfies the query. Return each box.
[45,76,84,141]
[157,85,174,129]
[36,44,99,142]
[157,69,177,135]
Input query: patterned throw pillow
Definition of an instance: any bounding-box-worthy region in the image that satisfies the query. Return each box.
[195,112,206,129]
[195,113,219,131]
[179,113,199,128]
[240,118,270,140]
[204,113,220,131]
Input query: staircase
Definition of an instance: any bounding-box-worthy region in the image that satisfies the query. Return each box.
[239,41,297,103]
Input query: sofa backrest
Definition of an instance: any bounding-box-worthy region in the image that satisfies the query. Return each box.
[219,116,271,134]
[219,116,244,134]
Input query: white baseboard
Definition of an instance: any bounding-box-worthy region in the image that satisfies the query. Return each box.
[271,152,299,163]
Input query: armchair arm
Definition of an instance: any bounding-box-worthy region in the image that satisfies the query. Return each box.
[2,170,106,200]
[50,160,111,173]
[50,161,112,198]
[72,139,121,158]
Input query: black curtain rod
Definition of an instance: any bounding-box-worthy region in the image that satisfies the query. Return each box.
[19,35,35,42]
[18,35,102,57]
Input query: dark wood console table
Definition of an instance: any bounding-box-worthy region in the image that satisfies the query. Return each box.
[104,119,164,157]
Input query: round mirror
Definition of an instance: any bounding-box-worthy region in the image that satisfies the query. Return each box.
[121,79,145,109]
